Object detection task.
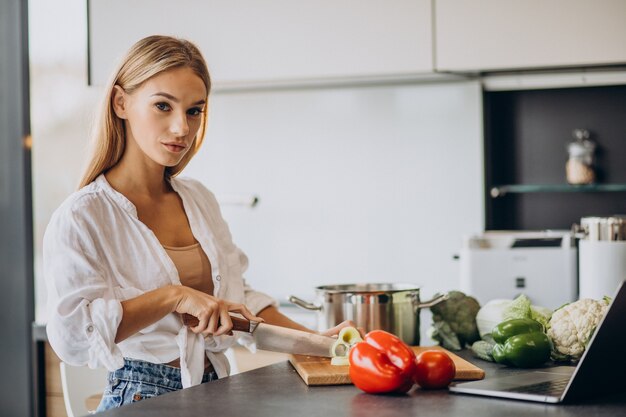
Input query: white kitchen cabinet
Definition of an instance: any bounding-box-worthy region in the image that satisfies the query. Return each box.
[435,0,626,72]
[88,0,434,88]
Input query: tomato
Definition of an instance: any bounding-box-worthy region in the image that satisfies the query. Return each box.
[413,350,456,389]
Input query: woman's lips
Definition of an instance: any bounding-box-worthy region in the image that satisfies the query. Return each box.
[162,143,186,153]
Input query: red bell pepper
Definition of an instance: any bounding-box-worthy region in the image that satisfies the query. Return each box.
[348,330,417,394]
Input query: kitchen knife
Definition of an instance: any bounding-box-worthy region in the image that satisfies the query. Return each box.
[182,314,335,357]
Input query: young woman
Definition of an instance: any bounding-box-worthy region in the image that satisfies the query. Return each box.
[44,35,352,412]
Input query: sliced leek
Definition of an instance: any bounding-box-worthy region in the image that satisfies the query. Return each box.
[330,326,363,366]
[330,356,350,366]
[338,327,362,345]
[332,339,350,358]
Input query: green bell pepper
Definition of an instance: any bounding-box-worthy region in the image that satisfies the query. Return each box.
[492,318,544,344]
[491,318,551,368]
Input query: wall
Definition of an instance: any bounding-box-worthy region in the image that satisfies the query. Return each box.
[184,82,484,303]
[30,0,484,324]
[30,0,100,322]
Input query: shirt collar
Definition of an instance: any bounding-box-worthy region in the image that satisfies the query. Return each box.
[95,174,185,219]
[95,174,138,218]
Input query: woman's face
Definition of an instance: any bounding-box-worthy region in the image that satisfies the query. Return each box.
[113,67,207,168]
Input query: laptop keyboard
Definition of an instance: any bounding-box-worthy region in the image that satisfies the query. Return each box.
[504,378,570,396]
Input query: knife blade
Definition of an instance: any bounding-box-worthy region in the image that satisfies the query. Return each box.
[182,314,335,357]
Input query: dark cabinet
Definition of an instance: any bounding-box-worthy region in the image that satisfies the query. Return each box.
[484,84,626,230]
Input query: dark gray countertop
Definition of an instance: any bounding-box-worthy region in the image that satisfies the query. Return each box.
[97,350,626,417]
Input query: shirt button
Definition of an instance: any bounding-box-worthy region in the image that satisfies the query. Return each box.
[215,275,221,281]
[86,324,94,333]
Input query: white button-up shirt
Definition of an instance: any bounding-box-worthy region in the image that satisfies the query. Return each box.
[44,174,277,387]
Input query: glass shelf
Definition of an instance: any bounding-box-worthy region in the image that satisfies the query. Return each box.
[490,183,626,198]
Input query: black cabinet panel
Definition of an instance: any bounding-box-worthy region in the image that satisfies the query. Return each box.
[490,192,626,230]
[485,85,626,230]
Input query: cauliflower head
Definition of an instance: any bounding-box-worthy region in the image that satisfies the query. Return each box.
[547,298,609,360]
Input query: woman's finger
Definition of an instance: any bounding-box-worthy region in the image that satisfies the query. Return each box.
[204,310,219,337]
[356,326,366,338]
[214,308,233,336]
[229,303,264,323]
[338,320,365,338]
[190,312,209,334]
[320,320,360,337]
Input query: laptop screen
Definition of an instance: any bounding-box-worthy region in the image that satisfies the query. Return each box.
[564,280,626,401]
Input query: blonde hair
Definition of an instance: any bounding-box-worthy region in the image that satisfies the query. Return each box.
[79,35,211,188]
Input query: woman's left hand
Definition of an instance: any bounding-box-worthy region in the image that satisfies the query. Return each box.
[321,320,365,339]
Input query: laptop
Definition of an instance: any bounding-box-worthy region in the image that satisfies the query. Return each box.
[449,280,626,403]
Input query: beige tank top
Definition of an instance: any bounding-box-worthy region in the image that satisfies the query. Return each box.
[164,242,214,370]
[163,242,214,295]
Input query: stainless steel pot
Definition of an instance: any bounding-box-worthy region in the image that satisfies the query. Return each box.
[289,283,447,345]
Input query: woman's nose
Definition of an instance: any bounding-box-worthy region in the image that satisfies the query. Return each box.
[170,111,189,137]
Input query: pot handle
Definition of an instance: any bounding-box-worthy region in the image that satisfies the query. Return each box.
[288,295,322,311]
[410,292,449,314]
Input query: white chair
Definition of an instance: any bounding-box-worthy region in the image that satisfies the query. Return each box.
[59,362,109,417]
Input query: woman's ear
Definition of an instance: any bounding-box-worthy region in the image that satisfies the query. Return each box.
[111,85,128,119]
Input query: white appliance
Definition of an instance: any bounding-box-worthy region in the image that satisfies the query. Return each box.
[459,231,578,309]
[577,216,626,300]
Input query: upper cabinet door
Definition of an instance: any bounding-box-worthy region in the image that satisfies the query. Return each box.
[88,0,433,87]
[435,0,626,72]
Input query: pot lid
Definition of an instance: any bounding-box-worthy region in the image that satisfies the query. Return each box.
[315,283,420,293]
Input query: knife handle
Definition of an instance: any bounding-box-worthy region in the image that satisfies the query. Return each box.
[181,313,251,332]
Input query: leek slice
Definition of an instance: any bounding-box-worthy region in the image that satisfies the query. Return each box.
[338,327,363,345]
[330,356,350,366]
[332,339,350,358]
[330,326,363,366]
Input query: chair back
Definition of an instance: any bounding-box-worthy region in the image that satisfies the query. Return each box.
[59,362,108,417]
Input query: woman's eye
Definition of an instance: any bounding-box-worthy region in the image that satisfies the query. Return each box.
[187,107,203,117]
[155,102,171,111]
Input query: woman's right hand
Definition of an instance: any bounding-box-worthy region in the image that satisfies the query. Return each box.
[173,286,263,337]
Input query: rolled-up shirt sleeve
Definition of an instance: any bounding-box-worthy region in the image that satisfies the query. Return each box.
[44,204,124,371]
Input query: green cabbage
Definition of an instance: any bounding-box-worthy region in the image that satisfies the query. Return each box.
[476,295,552,337]
[502,294,532,321]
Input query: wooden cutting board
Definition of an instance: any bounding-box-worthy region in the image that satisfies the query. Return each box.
[288,345,485,386]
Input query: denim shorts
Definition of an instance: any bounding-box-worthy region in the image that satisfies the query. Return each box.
[95,358,219,413]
